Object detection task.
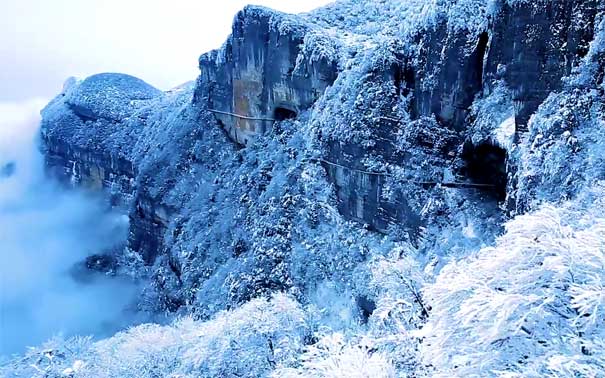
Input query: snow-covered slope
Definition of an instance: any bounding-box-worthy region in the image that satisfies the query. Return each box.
[3,0,604,377]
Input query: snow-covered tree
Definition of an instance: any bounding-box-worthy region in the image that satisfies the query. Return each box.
[1,294,308,378]
[419,187,605,377]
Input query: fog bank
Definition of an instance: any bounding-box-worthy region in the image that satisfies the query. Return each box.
[0,100,137,357]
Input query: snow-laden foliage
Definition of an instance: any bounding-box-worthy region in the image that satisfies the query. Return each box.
[419,186,605,377]
[468,80,515,149]
[274,249,430,378]
[309,39,407,145]
[274,333,397,378]
[306,0,494,41]
[139,110,405,317]
[0,294,308,378]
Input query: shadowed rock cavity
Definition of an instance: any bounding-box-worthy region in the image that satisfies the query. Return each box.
[273,106,297,122]
[461,142,508,202]
[356,296,377,323]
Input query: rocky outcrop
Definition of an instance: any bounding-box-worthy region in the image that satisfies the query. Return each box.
[39,74,164,208]
[66,73,163,122]
[485,0,598,136]
[130,191,173,263]
[43,136,136,206]
[196,6,339,145]
[321,0,601,231]
[40,73,172,261]
[42,133,171,263]
[41,1,602,240]
[411,27,489,131]
[38,0,603,315]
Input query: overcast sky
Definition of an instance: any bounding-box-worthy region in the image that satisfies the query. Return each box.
[1,0,331,102]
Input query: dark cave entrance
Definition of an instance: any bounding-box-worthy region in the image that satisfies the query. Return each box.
[273,106,297,121]
[461,142,508,201]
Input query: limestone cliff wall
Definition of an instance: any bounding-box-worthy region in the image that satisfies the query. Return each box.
[321,0,600,231]
[196,6,339,145]
[38,0,604,314]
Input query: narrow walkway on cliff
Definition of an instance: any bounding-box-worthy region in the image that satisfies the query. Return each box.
[208,109,505,194]
[312,158,499,190]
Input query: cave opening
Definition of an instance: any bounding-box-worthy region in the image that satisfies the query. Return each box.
[274,106,297,121]
[461,142,508,201]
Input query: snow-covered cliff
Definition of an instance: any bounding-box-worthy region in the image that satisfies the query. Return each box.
[6,0,604,377]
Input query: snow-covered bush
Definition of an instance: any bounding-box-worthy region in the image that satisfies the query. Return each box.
[419,187,605,377]
[274,333,396,378]
[468,80,515,149]
[363,251,430,376]
[1,294,308,378]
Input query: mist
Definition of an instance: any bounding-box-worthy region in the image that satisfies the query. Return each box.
[0,100,138,357]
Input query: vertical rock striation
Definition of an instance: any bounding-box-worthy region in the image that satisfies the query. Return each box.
[196,6,339,145]
[485,0,598,137]
[320,0,600,231]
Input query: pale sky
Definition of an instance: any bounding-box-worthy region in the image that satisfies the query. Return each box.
[0,0,332,101]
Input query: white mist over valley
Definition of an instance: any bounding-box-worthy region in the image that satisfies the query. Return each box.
[0,100,137,357]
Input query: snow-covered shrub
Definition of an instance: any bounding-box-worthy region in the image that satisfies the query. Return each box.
[1,294,308,378]
[179,293,308,377]
[273,333,396,378]
[0,336,93,378]
[419,187,605,377]
[468,80,515,149]
[363,251,430,375]
[368,250,428,330]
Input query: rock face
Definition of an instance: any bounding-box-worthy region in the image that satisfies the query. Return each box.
[43,136,136,206]
[411,27,489,131]
[406,0,597,136]
[485,0,598,135]
[197,6,339,145]
[321,0,600,231]
[39,0,604,314]
[40,73,171,262]
[40,73,166,207]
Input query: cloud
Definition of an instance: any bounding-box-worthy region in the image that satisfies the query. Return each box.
[0,100,137,357]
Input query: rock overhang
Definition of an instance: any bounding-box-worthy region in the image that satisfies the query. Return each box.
[32,0,605,319]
